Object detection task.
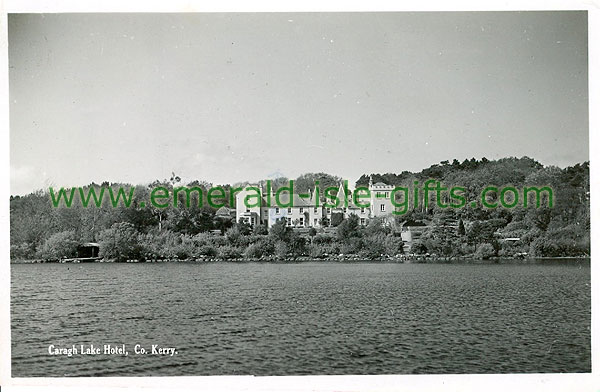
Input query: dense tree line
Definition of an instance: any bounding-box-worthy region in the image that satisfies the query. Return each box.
[358,157,589,258]
[10,158,589,261]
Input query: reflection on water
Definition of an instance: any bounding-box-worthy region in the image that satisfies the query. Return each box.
[11,260,590,376]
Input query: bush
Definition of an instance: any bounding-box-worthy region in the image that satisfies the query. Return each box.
[313,234,335,244]
[527,224,590,257]
[98,222,141,262]
[365,217,390,236]
[174,235,195,259]
[460,243,475,256]
[339,236,363,255]
[308,243,327,258]
[285,232,306,258]
[383,235,404,256]
[38,230,79,260]
[331,212,344,227]
[475,243,495,259]
[253,224,268,235]
[11,242,37,260]
[239,234,268,247]
[197,245,218,257]
[225,226,243,245]
[308,242,339,258]
[139,230,181,260]
[218,245,243,259]
[269,219,291,242]
[336,214,360,240]
[244,243,265,258]
[274,241,288,258]
[192,232,214,247]
[257,236,277,256]
[410,241,428,255]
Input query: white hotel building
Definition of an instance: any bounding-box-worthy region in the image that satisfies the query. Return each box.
[235,177,399,228]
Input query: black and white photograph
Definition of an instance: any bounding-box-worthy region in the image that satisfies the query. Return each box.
[2,3,597,392]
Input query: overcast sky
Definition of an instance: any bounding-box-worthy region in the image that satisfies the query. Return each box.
[9,12,588,195]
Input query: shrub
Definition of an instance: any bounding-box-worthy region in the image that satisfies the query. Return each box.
[239,234,268,247]
[287,233,306,257]
[139,230,182,260]
[269,219,291,242]
[218,245,242,259]
[197,245,218,257]
[98,222,141,262]
[359,236,385,259]
[336,214,360,239]
[192,232,214,247]
[11,242,37,260]
[38,230,79,260]
[225,226,242,245]
[274,241,288,258]
[313,234,335,244]
[257,236,277,256]
[308,242,339,258]
[475,243,495,259]
[331,212,344,227]
[244,243,265,258]
[253,224,268,235]
[339,236,363,255]
[365,217,390,236]
[174,235,195,259]
[410,241,428,255]
[383,235,404,256]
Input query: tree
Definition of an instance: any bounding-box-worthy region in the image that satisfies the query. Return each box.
[38,230,79,260]
[410,241,428,254]
[336,214,360,241]
[294,172,342,193]
[98,222,141,261]
[365,217,389,236]
[287,232,306,258]
[269,218,291,242]
[253,223,268,235]
[331,212,344,227]
[457,218,466,236]
[475,243,495,259]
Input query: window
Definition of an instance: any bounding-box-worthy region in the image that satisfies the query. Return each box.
[314,207,318,213]
[246,208,250,213]
[275,207,280,214]
[343,208,347,213]
[286,217,291,225]
[288,207,292,214]
[361,208,365,214]
[326,208,331,213]
[380,204,386,212]
[314,218,318,225]
[299,217,304,225]
[299,207,303,213]
[385,192,389,198]
[360,218,365,225]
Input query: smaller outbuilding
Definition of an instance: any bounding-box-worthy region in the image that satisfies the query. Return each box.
[77,242,100,258]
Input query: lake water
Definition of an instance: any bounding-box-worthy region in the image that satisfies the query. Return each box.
[11,260,590,376]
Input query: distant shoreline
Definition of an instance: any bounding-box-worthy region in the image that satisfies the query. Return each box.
[11,256,590,264]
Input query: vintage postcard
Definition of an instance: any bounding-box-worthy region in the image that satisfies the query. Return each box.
[2,2,596,392]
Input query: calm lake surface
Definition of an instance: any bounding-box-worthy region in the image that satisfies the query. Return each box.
[11,260,590,376]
